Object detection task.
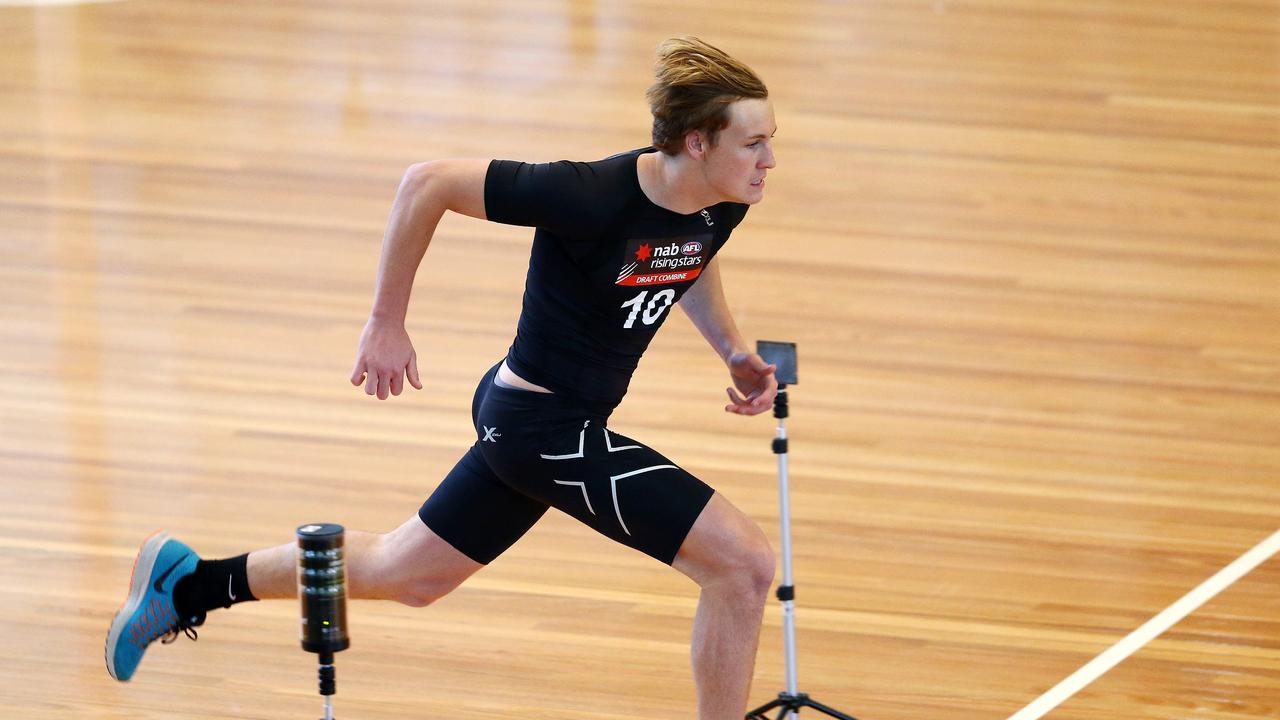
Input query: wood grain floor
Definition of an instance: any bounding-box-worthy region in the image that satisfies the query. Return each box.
[2,1,1278,718]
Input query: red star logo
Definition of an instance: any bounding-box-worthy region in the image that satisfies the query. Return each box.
[635,243,651,262]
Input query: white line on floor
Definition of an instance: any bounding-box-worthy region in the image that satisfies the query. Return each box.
[1008,527,1280,720]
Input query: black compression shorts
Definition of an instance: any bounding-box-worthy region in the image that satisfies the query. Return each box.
[418,363,715,565]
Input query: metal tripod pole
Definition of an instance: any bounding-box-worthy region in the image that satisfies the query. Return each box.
[775,388,800,706]
[747,384,858,720]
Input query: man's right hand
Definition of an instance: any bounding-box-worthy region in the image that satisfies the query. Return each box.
[349,319,423,400]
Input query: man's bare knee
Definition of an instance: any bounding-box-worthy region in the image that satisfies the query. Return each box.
[677,494,776,597]
[396,579,449,608]
[716,530,775,598]
[367,516,483,607]
[744,539,776,596]
[392,564,473,607]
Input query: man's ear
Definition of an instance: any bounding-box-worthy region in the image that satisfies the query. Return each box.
[685,130,706,159]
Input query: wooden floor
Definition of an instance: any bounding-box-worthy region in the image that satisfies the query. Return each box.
[3,1,1279,718]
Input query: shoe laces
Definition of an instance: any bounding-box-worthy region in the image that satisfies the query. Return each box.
[130,597,205,648]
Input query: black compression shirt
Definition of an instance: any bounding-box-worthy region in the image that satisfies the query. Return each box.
[484,147,750,412]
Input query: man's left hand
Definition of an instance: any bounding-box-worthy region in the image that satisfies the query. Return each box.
[725,352,778,415]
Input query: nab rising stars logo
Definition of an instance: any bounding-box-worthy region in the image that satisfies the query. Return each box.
[616,235,711,286]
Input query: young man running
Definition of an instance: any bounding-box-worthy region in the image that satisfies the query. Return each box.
[106,37,780,720]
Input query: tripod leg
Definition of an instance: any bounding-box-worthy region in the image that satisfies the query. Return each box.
[797,695,858,720]
[746,695,784,720]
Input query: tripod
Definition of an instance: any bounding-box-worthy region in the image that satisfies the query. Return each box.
[746,383,858,720]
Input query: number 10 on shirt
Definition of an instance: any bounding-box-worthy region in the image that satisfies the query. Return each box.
[620,289,676,328]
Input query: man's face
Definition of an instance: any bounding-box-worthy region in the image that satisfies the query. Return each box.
[700,98,777,205]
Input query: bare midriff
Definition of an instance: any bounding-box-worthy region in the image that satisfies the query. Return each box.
[496,360,553,393]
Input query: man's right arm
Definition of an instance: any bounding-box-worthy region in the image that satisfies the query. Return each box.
[351,159,489,400]
[369,159,488,325]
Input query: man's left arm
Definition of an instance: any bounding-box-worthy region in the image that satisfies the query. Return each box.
[679,257,778,415]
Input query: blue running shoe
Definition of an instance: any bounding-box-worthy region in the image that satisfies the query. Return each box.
[105,532,205,681]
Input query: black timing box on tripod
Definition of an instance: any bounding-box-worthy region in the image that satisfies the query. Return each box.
[757,340,798,385]
[297,523,350,655]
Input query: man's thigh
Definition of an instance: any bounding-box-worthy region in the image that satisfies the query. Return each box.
[418,443,550,565]
[509,421,716,565]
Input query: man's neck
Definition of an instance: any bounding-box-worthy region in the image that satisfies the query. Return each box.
[637,151,719,215]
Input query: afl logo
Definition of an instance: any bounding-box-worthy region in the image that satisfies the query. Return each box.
[681,241,703,256]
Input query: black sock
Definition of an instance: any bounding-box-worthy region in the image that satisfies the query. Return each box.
[173,554,258,619]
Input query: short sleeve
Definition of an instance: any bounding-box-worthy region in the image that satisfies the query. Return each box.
[484,159,606,237]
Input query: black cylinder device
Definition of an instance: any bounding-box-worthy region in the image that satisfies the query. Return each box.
[297,523,349,717]
[297,523,350,654]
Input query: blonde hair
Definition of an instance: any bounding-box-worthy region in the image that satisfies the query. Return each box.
[646,37,768,155]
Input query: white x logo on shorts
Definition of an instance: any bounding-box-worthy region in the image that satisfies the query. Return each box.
[482,426,502,443]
